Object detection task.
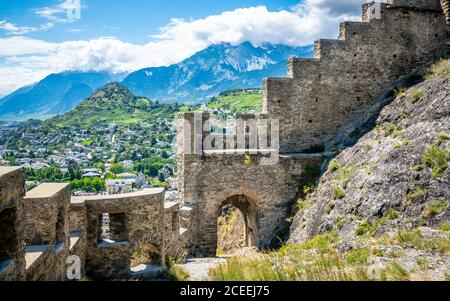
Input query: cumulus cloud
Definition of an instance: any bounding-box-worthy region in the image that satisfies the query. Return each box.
[0,1,366,97]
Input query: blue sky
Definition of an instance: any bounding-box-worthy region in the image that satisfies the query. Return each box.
[0,0,364,96]
[0,0,302,43]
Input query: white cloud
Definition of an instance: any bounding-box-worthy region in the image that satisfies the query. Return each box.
[0,20,54,35]
[34,0,83,23]
[0,1,365,97]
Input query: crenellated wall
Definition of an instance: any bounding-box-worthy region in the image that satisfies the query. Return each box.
[264,1,447,153]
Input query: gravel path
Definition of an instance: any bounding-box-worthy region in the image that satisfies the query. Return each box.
[178,257,227,281]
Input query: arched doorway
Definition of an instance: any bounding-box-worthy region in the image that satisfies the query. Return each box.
[216,195,258,256]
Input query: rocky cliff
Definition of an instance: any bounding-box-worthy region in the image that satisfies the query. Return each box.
[289,61,450,245]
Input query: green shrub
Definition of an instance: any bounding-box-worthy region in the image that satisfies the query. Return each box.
[383,123,402,138]
[329,160,341,171]
[394,87,407,98]
[438,132,450,142]
[356,220,372,236]
[411,90,425,103]
[346,248,371,264]
[332,186,346,200]
[421,144,450,178]
[167,258,190,281]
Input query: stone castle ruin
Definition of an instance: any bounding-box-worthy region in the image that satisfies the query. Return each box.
[1,0,449,280]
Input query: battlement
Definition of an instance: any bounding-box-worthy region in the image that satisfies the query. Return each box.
[264,1,448,153]
[0,167,192,280]
[177,112,277,155]
[388,0,443,10]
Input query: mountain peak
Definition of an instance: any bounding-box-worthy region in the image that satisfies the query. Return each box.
[122,42,314,104]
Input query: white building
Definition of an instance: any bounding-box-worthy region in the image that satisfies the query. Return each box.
[105,179,134,195]
[82,168,101,178]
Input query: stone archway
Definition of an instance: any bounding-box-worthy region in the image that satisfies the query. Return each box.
[216,194,258,256]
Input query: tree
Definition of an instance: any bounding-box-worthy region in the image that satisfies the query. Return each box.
[110,163,125,174]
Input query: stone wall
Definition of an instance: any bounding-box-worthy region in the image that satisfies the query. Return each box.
[177,1,448,256]
[23,184,70,245]
[0,167,25,281]
[73,188,184,279]
[23,183,71,281]
[179,138,323,255]
[265,1,447,153]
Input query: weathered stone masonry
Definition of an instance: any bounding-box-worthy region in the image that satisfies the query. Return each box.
[0,167,26,281]
[177,0,449,256]
[1,0,449,280]
[0,168,191,280]
[266,0,447,153]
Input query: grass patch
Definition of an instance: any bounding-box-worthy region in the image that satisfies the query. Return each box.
[332,186,346,200]
[422,199,450,218]
[207,89,263,113]
[411,89,425,104]
[329,159,340,171]
[438,223,450,232]
[383,123,402,138]
[425,59,450,80]
[167,258,190,281]
[405,187,428,204]
[414,165,424,172]
[421,143,450,178]
[80,139,94,146]
[396,229,450,254]
[438,132,450,142]
[384,262,410,281]
[346,248,371,264]
[394,87,407,98]
[209,233,373,281]
[356,213,394,236]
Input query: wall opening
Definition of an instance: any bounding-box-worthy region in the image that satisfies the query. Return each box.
[98,213,110,241]
[109,213,128,241]
[171,212,178,231]
[55,208,65,244]
[98,212,128,242]
[216,195,258,256]
[130,244,162,271]
[0,207,18,263]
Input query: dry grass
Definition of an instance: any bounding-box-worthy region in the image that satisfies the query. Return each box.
[425,59,450,80]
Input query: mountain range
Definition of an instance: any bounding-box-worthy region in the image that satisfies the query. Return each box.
[0,72,126,121]
[123,42,313,103]
[0,42,313,121]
